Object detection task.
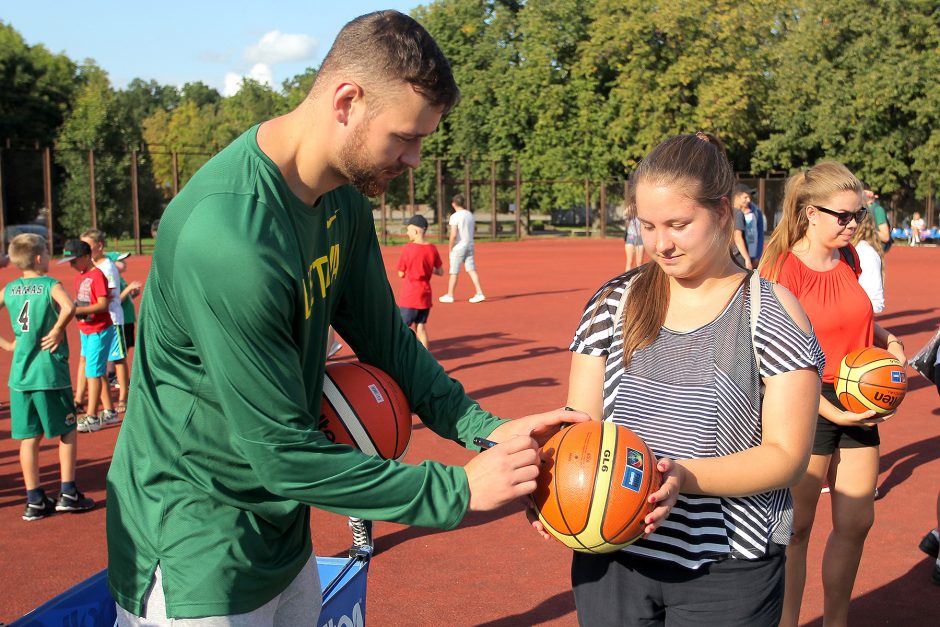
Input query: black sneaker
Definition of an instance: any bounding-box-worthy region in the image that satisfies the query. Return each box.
[55,490,95,513]
[23,496,56,522]
[920,530,939,559]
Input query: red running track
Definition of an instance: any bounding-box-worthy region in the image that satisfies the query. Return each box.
[0,240,938,625]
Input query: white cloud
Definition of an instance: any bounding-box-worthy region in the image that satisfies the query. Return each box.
[244,30,317,65]
[223,72,243,97]
[222,64,275,97]
[248,63,274,87]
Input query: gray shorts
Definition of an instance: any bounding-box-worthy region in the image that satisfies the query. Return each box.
[116,554,321,626]
[449,245,476,274]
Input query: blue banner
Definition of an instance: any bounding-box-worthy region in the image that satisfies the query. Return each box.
[12,557,370,626]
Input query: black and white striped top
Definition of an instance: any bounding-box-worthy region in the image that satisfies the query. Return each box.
[570,272,825,569]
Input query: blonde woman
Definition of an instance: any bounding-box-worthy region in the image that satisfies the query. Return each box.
[851,212,886,313]
[759,161,907,627]
[558,134,824,625]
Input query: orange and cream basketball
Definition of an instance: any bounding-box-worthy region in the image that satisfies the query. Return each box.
[835,346,907,415]
[532,421,660,553]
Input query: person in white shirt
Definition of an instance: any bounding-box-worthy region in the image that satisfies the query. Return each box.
[850,213,886,314]
[439,194,485,303]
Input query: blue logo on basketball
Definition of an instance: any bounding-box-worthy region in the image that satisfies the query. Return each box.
[622,467,643,492]
[890,371,905,383]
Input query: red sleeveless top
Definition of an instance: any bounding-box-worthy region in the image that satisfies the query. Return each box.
[766,247,874,383]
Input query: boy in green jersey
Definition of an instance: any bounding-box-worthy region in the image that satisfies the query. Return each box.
[0,234,95,520]
[108,10,584,623]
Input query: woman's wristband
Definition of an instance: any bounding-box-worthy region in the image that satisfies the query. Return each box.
[887,338,904,349]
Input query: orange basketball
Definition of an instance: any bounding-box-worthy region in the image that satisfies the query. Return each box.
[532,421,661,553]
[319,362,412,460]
[835,346,907,415]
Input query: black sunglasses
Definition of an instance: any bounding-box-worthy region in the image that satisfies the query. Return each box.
[813,205,867,226]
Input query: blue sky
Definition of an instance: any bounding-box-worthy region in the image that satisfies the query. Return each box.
[3,2,419,95]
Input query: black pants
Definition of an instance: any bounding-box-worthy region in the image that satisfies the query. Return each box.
[571,544,785,627]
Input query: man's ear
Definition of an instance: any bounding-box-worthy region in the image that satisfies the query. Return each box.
[332,81,364,125]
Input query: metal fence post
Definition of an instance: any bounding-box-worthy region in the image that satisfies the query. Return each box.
[380,193,387,246]
[89,149,97,230]
[43,147,53,255]
[172,152,179,197]
[131,149,141,255]
[584,179,590,238]
[0,147,6,243]
[490,160,497,238]
[515,161,522,239]
[436,159,444,243]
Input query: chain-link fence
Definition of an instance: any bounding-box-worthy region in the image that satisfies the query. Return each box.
[6,142,930,253]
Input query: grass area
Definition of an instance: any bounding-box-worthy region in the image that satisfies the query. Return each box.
[111,238,156,255]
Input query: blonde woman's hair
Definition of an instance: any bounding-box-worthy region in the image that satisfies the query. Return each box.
[758,161,863,282]
[851,211,886,285]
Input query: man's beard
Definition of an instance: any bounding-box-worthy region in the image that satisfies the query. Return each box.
[336,120,399,197]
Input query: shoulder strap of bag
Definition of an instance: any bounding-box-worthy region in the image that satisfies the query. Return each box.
[839,245,857,273]
[749,270,761,371]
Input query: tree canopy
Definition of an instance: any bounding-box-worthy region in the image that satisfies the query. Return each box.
[0,1,937,237]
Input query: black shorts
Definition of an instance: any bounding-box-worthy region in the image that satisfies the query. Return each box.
[813,383,880,455]
[122,323,136,349]
[400,307,429,326]
[571,544,785,626]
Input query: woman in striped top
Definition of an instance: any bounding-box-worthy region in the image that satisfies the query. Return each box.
[559,134,825,626]
[759,162,907,627]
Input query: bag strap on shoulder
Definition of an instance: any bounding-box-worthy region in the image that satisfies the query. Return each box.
[749,270,761,371]
[838,246,857,273]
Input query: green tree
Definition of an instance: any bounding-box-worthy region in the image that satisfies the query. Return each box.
[55,62,135,237]
[181,81,221,108]
[216,78,287,146]
[0,21,78,144]
[754,0,940,211]
[142,99,219,197]
[0,22,79,224]
[282,67,318,110]
[577,0,786,175]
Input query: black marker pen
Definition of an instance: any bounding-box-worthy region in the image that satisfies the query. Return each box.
[473,436,498,450]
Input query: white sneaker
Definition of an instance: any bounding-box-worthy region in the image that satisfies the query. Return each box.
[438,294,454,303]
[469,293,486,303]
[99,409,121,426]
[77,415,100,433]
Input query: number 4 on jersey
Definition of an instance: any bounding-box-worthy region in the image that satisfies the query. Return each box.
[17,300,29,332]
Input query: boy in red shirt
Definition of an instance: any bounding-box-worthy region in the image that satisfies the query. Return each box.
[397,215,443,349]
[60,240,117,433]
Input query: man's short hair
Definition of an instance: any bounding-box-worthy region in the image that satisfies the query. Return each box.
[80,228,106,245]
[315,10,460,113]
[452,194,465,208]
[8,233,46,270]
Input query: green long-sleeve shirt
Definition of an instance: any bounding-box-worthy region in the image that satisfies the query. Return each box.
[106,126,506,618]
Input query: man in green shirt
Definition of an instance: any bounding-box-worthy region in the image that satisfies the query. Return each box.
[108,10,582,624]
[863,182,892,251]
